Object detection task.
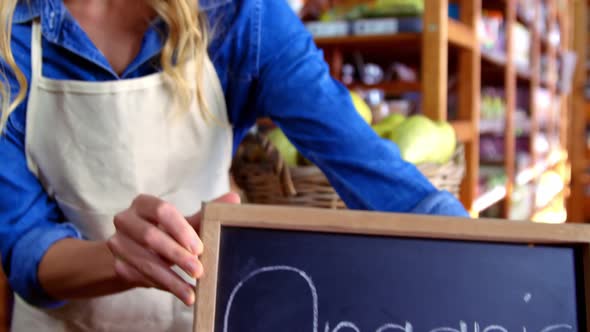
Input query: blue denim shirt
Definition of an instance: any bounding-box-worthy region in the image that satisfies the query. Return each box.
[0,0,469,308]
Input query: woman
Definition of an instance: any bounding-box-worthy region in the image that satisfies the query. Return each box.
[0,0,468,330]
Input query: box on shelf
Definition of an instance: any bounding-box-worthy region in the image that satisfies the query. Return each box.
[305,21,350,38]
[305,17,422,38]
[352,17,421,35]
[479,10,505,55]
[512,23,531,70]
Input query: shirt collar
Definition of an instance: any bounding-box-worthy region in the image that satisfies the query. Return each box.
[14,0,43,24]
[13,0,232,24]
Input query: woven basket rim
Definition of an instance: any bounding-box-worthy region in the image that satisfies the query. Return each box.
[232,133,466,208]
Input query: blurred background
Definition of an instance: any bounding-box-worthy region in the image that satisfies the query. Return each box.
[3,2,590,329]
[232,0,590,225]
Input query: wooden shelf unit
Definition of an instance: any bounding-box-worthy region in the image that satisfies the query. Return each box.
[478,0,571,222]
[569,0,590,223]
[345,81,421,95]
[304,1,572,220]
[312,0,481,214]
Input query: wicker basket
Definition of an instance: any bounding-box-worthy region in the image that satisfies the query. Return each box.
[232,133,465,209]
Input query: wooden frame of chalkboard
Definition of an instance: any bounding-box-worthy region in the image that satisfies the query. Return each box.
[193,203,590,332]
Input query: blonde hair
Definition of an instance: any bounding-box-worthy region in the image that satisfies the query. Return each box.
[0,0,210,133]
[0,0,26,133]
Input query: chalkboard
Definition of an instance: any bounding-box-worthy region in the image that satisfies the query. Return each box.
[194,204,590,332]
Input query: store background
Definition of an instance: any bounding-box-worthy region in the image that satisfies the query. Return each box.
[3,0,590,331]
[261,0,580,224]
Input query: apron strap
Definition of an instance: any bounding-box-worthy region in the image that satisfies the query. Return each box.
[30,21,43,80]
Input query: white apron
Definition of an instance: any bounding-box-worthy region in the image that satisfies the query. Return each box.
[11,22,233,332]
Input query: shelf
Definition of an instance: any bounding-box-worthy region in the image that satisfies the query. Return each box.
[480,52,507,85]
[315,33,420,50]
[315,19,475,51]
[346,81,421,95]
[448,19,477,50]
[474,185,507,213]
[481,51,506,68]
[309,4,482,213]
[480,1,571,221]
[481,53,554,87]
[481,51,532,83]
[451,120,475,143]
[480,159,505,167]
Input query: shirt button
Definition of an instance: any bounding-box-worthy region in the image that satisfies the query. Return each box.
[49,12,55,28]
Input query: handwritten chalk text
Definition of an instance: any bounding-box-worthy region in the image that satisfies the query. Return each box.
[223,266,574,332]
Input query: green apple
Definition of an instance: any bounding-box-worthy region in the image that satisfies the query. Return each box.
[433,121,457,164]
[350,91,373,125]
[372,113,406,137]
[388,115,439,164]
[267,128,299,167]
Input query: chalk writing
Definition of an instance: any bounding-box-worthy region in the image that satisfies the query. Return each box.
[222,265,575,332]
[524,293,532,303]
[375,323,413,332]
[223,265,318,332]
[329,321,361,332]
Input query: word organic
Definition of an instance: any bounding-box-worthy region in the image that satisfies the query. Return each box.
[222,266,575,332]
[323,321,572,332]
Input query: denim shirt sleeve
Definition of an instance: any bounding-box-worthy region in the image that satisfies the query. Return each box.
[252,0,468,217]
[0,24,83,308]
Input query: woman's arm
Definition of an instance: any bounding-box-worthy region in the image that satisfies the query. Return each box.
[37,239,133,300]
[252,0,468,216]
[38,191,240,306]
[1,24,118,306]
[31,191,216,306]
[0,95,128,306]
[0,96,88,307]
[0,24,136,306]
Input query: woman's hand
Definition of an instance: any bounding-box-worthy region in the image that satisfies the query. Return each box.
[107,193,240,305]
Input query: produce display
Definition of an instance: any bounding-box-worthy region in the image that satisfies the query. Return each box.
[388,115,456,165]
[480,91,505,128]
[372,113,405,137]
[267,91,457,167]
[267,128,299,167]
[318,0,425,22]
[350,91,374,124]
